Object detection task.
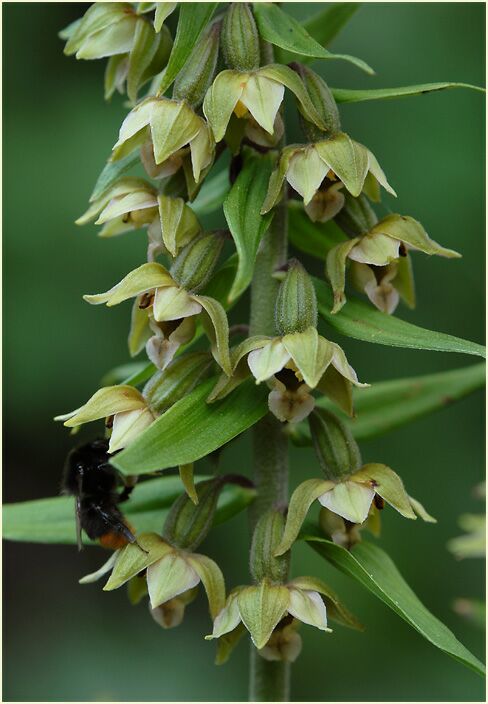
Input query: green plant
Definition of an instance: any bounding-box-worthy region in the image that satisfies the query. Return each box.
[4,3,485,700]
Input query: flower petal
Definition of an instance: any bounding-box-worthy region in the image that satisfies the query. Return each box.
[108,406,155,453]
[352,463,416,519]
[56,385,147,427]
[206,591,242,639]
[275,478,334,556]
[187,553,226,619]
[150,99,202,165]
[248,339,290,383]
[153,285,202,321]
[282,327,334,389]
[371,214,461,258]
[237,582,289,649]
[147,552,201,609]
[194,295,232,376]
[367,149,396,197]
[330,343,368,388]
[318,481,375,524]
[287,588,330,632]
[79,552,118,584]
[348,233,401,266]
[104,533,173,591]
[326,238,360,314]
[241,74,284,135]
[83,263,174,306]
[286,148,329,205]
[96,190,158,224]
[315,133,369,198]
[203,70,245,142]
[261,146,298,214]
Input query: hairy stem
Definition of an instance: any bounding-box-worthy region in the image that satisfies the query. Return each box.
[248,193,289,701]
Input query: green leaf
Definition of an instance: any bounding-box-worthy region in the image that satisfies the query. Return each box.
[253,3,373,75]
[303,3,361,49]
[89,152,141,202]
[303,531,485,676]
[314,278,486,358]
[3,475,255,545]
[288,202,347,260]
[156,3,218,96]
[223,153,274,302]
[317,363,484,442]
[101,361,150,386]
[111,378,268,474]
[191,168,230,217]
[331,82,485,105]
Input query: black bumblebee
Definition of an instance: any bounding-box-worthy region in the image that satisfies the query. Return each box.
[62,439,137,551]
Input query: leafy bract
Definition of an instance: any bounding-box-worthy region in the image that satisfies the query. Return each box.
[288,202,347,260]
[156,3,218,96]
[90,152,141,202]
[192,168,230,217]
[223,152,274,302]
[290,363,485,445]
[314,278,486,358]
[3,476,255,546]
[332,82,485,104]
[253,3,373,75]
[111,378,268,474]
[303,3,361,50]
[303,530,485,676]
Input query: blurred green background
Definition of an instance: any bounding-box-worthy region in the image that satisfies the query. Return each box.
[3,2,485,701]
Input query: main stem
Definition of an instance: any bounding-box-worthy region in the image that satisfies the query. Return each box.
[248,195,289,702]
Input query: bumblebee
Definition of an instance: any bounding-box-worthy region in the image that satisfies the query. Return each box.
[62,438,137,551]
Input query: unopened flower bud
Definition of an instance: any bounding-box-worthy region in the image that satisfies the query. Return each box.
[173,21,221,108]
[221,3,260,71]
[163,478,224,551]
[275,259,318,336]
[290,63,341,140]
[335,192,378,237]
[143,351,214,414]
[170,231,224,292]
[308,408,362,481]
[250,510,290,583]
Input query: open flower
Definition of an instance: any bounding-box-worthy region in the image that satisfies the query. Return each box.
[327,213,461,314]
[83,258,231,374]
[80,532,225,629]
[209,327,366,421]
[206,577,333,651]
[261,133,396,215]
[55,385,155,454]
[63,3,139,61]
[203,64,327,143]
[111,96,214,184]
[76,178,158,238]
[275,465,436,557]
[76,178,201,260]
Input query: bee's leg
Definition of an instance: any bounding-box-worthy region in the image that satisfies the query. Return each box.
[118,475,138,503]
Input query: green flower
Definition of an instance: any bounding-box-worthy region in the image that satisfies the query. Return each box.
[203,64,327,143]
[206,577,332,651]
[275,466,436,556]
[55,385,155,453]
[76,177,158,238]
[262,133,396,214]
[327,214,461,314]
[80,532,225,629]
[83,261,231,374]
[76,179,201,260]
[112,96,215,184]
[209,327,366,422]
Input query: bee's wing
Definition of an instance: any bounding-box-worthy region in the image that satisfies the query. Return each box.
[96,504,136,544]
[75,496,83,551]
